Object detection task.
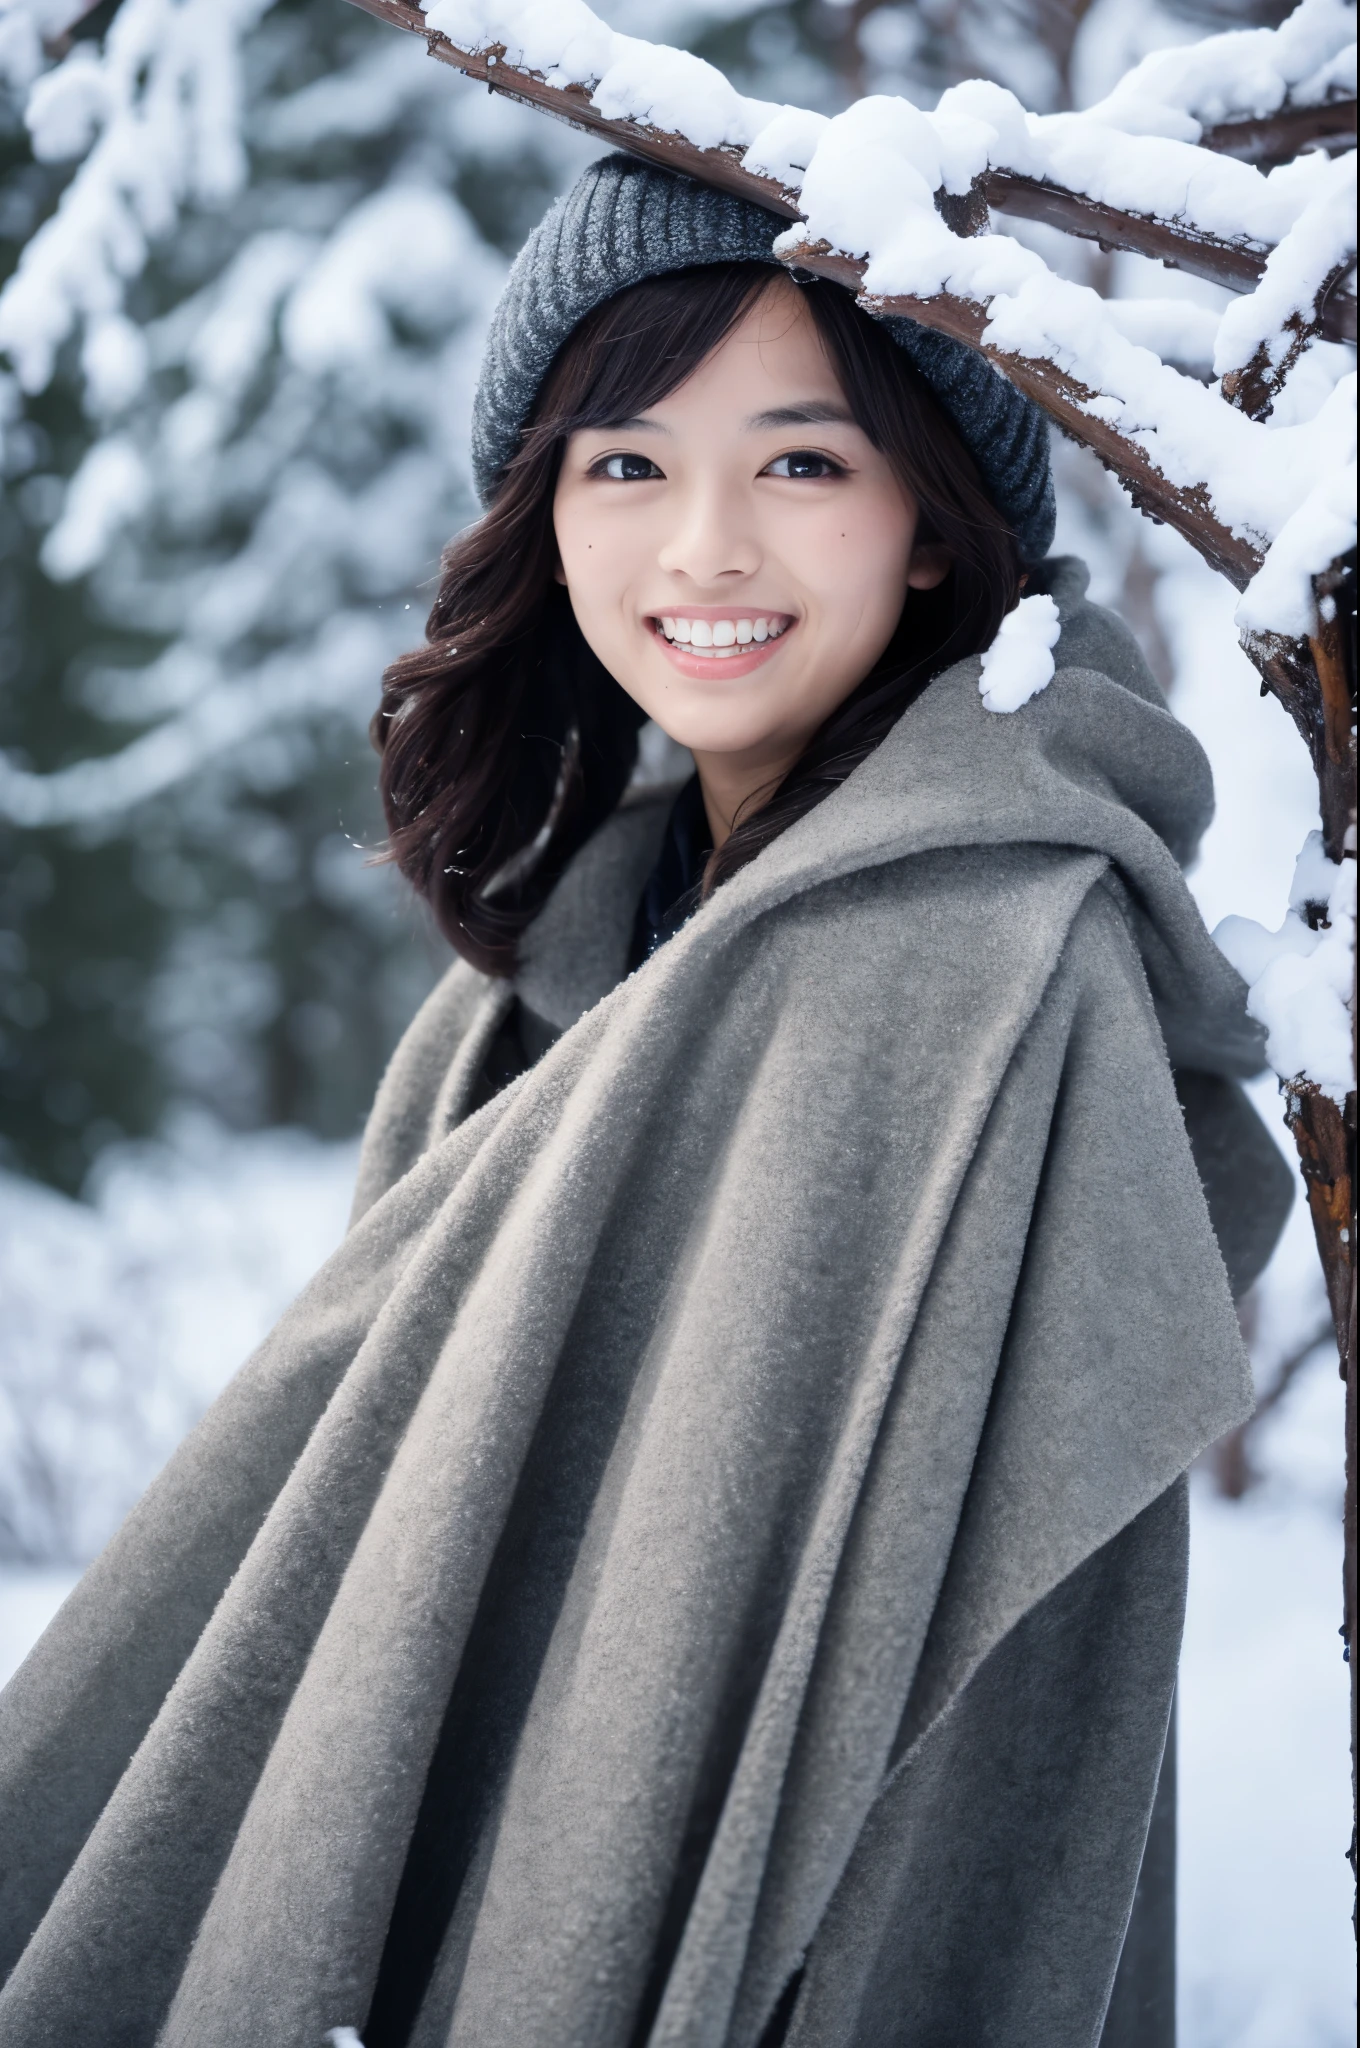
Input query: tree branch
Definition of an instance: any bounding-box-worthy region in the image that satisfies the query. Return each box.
[979,170,1355,343]
[763,237,1265,587]
[1225,256,1359,419]
[1200,96,1358,171]
[339,3,1356,343]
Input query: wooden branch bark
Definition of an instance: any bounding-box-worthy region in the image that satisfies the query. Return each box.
[980,171,1355,344]
[766,238,1266,586]
[341,1,1356,342]
[1200,95,1358,170]
[1224,255,1358,419]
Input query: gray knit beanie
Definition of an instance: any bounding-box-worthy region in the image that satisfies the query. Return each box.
[472,153,1055,563]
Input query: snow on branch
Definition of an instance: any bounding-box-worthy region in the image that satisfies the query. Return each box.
[394,0,1357,335]
[1216,150,1357,417]
[349,0,1356,635]
[1216,830,1357,1106]
[1085,0,1355,146]
[0,0,275,407]
[0,1,103,96]
[0,611,395,829]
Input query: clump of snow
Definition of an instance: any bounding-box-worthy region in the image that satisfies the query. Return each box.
[740,106,829,191]
[1083,0,1357,145]
[1214,834,1356,1104]
[38,434,151,583]
[423,0,784,151]
[0,0,94,95]
[1101,297,1219,380]
[1235,439,1357,637]
[977,591,1061,712]
[1214,152,1357,382]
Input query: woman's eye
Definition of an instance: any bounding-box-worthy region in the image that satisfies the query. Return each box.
[595,452,663,481]
[765,450,843,480]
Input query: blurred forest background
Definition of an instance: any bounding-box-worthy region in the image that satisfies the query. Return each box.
[0,1,1353,2040]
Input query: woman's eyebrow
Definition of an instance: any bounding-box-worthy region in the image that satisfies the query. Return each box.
[597,415,669,433]
[747,402,856,429]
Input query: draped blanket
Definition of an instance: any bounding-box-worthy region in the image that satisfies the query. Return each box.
[0,563,1288,2047]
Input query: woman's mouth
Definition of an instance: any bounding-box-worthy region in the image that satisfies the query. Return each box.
[649,611,794,676]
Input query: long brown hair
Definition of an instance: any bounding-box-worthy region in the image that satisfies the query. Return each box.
[374,263,1023,975]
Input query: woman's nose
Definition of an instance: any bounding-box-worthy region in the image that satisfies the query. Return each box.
[655,481,761,586]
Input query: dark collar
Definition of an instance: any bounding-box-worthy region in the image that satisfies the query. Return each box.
[628,774,713,972]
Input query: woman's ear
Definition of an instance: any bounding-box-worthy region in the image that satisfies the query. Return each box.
[906,543,952,592]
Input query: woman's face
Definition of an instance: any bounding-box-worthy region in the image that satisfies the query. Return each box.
[552,277,948,837]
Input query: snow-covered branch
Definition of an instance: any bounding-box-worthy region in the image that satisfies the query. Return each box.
[0,0,276,405]
[1085,0,1355,145]
[1215,152,1356,419]
[357,0,1355,637]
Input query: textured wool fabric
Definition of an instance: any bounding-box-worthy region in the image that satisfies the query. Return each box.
[470,152,1057,562]
[0,561,1291,2047]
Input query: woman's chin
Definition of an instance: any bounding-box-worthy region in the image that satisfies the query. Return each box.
[646,712,804,764]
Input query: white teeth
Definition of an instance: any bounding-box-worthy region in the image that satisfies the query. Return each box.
[657,615,788,649]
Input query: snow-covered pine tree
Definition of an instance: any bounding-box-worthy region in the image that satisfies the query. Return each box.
[0,0,602,1189]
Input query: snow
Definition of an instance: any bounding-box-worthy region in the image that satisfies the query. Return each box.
[0,1113,358,1563]
[38,433,151,583]
[280,185,501,377]
[0,0,93,95]
[424,0,785,150]
[1214,153,1358,381]
[0,611,396,827]
[1215,837,1357,1105]
[1235,444,1358,638]
[1100,296,1220,379]
[1180,1362,1353,2048]
[1085,0,1358,143]
[977,590,1061,711]
[412,0,1356,639]
[0,0,276,399]
[426,0,1351,250]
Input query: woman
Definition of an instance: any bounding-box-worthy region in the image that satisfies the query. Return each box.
[0,156,1291,2047]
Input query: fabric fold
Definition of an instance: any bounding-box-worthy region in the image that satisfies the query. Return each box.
[0,564,1286,2048]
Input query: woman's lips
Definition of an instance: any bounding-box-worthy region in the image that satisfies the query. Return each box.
[649,611,793,679]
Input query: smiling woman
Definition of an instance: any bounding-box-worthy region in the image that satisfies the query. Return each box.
[374,249,1023,974]
[0,153,1295,2048]
[551,277,952,851]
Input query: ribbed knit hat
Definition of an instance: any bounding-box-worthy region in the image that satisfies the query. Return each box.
[472,153,1056,563]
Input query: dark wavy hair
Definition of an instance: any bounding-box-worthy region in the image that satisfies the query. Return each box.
[374,263,1023,975]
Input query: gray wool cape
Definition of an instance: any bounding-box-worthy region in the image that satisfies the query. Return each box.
[0,559,1291,2048]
